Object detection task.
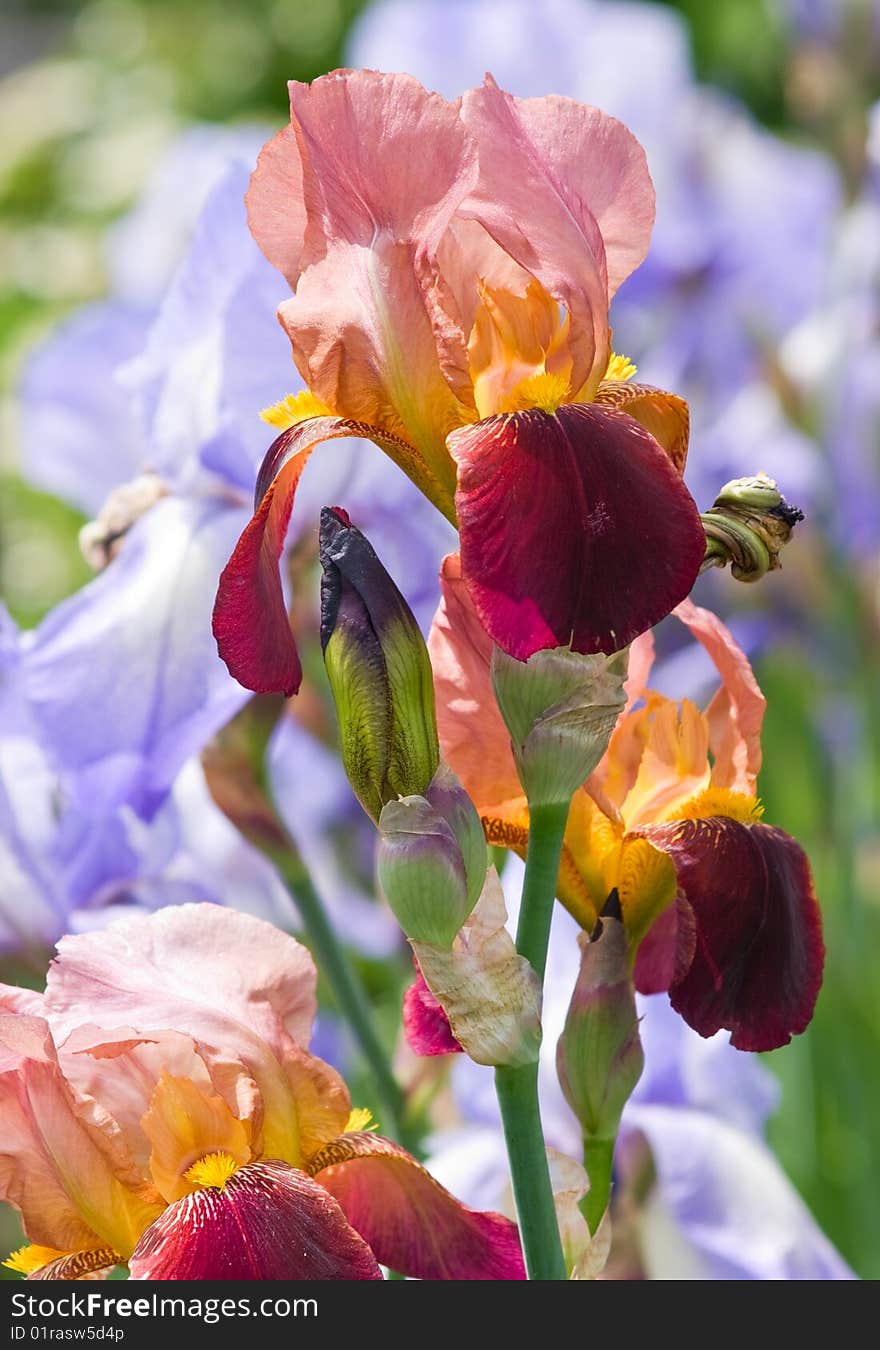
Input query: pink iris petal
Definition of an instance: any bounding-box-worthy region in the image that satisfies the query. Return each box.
[44,905,316,1053]
[403,967,463,1057]
[643,819,824,1051]
[449,403,706,661]
[249,70,478,454]
[245,124,306,288]
[128,1161,382,1280]
[311,1131,525,1280]
[461,77,654,398]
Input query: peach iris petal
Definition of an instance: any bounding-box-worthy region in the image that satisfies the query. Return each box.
[258,70,479,470]
[673,598,766,793]
[141,1074,252,1204]
[58,1028,195,1187]
[461,77,654,400]
[0,1015,162,1257]
[309,1131,525,1280]
[245,124,306,288]
[616,696,712,831]
[428,552,522,818]
[44,906,319,1166]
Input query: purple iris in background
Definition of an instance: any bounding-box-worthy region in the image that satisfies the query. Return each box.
[426,859,854,1280]
[0,603,291,957]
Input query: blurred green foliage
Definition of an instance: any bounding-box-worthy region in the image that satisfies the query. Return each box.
[1,0,878,1281]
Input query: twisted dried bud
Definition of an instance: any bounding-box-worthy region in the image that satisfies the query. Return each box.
[700,473,804,583]
[79,472,167,570]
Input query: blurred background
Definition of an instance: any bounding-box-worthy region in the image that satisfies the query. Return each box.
[0,0,878,1278]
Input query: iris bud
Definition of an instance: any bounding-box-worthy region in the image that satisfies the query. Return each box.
[701,473,803,582]
[320,507,439,823]
[556,901,644,1141]
[491,645,626,807]
[377,764,487,948]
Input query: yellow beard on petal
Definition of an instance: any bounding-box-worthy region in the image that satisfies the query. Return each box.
[669,786,764,825]
[498,371,570,415]
[3,1244,67,1276]
[603,352,637,383]
[260,390,334,429]
[184,1152,241,1191]
[344,1108,378,1134]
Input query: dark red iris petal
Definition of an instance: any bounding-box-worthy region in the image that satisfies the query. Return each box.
[128,1161,383,1280]
[633,894,695,996]
[212,427,312,697]
[403,966,463,1056]
[644,818,824,1051]
[448,403,706,661]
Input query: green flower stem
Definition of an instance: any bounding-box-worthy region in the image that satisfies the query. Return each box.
[495,801,570,1281]
[269,843,418,1154]
[580,1136,615,1236]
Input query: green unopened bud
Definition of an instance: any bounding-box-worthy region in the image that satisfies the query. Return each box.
[320,507,439,822]
[556,900,644,1141]
[700,472,804,583]
[377,764,487,947]
[491,645,626,807]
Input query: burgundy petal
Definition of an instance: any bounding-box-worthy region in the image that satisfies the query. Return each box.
[128,1161,382,1280]
[403,967,463,1056]
[632,894,695,996]
[309,1132,525,1280]
[448,403,705,661]
[645,819,824,1051]
[212,425,315,697]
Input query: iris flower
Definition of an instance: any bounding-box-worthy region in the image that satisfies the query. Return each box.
[213,69,706,696]
[0,905,524,1280]
[427,555,823,1051]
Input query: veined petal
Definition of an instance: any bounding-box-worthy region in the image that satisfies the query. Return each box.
[308,1132,525,1280]
[643,818,824,1051]
[449,404,705,661]
[673,599,766,794]
[594,381,690,474]
[461,78,654,398]
[213,416,451,697]
[128,1161,382,1280]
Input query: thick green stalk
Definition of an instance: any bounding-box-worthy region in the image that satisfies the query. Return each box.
[580,1136,615,1236]
[495,801,570,1281]
[270,844,418,1154]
